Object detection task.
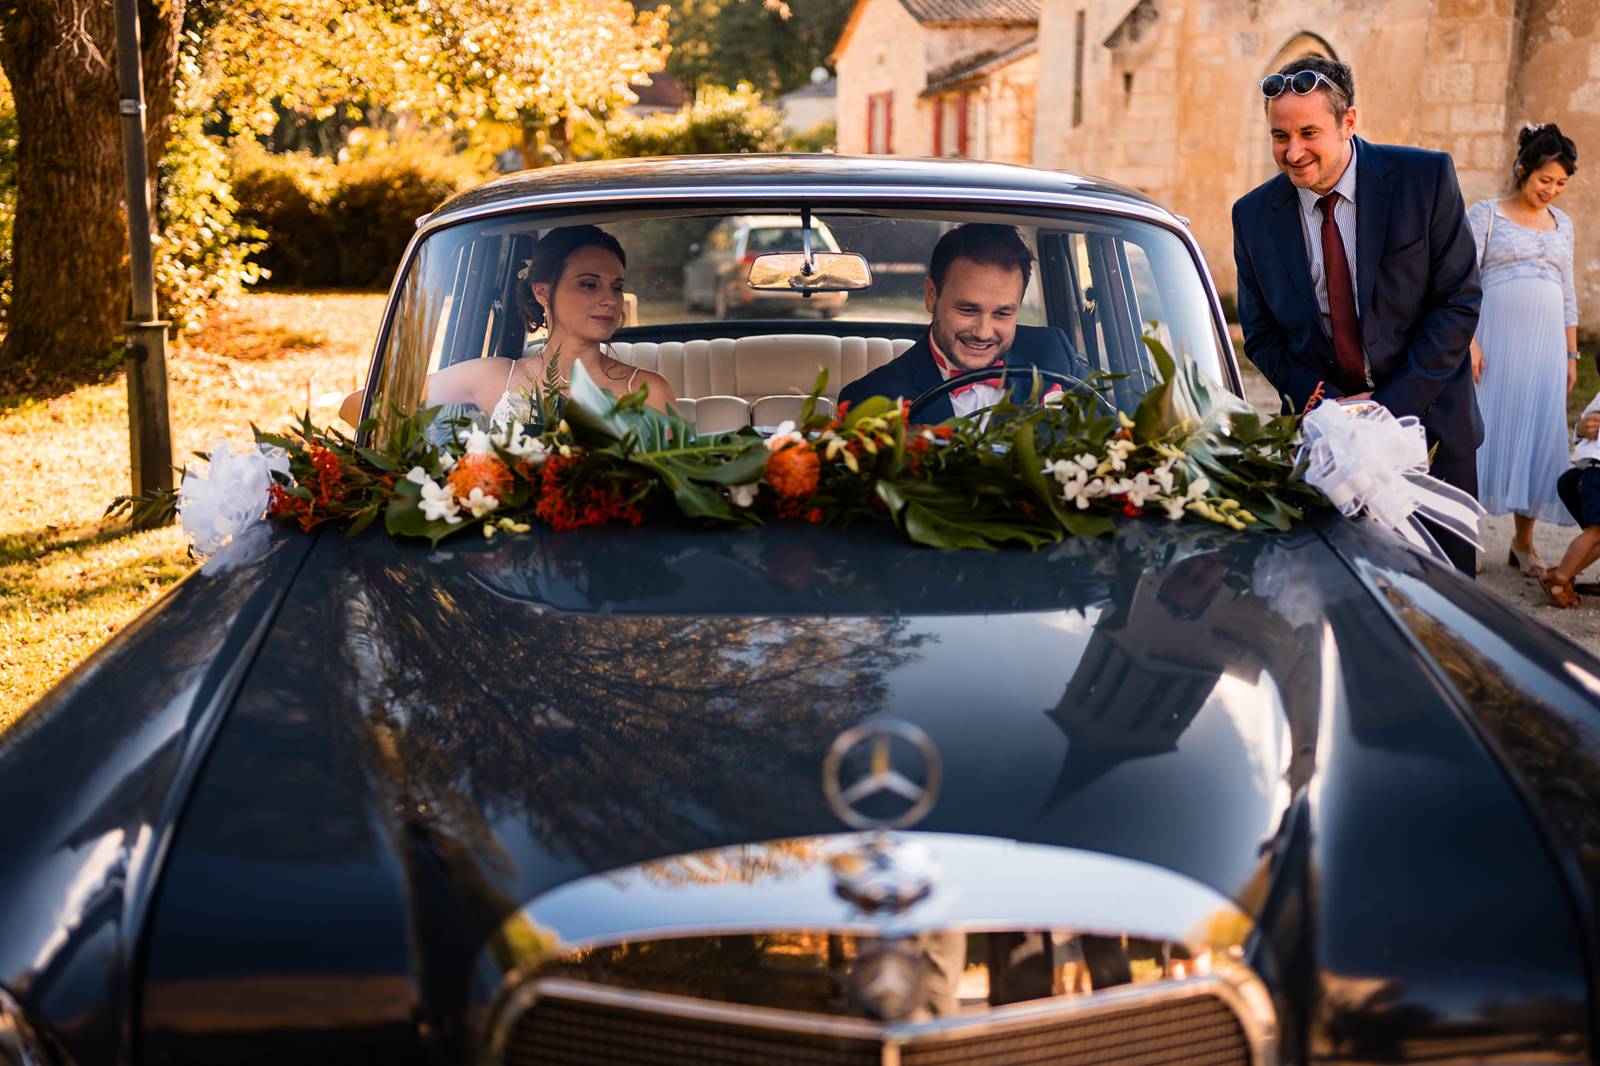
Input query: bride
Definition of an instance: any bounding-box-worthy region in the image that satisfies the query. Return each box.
[340,224,676,427]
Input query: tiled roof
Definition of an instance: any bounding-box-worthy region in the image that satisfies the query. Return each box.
[899,0,1037,23]
[923,35,1037,93]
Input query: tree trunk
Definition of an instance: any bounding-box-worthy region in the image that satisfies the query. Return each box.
[0,0,183,392]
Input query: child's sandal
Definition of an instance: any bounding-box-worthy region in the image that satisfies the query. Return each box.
[1541,571,1581,609]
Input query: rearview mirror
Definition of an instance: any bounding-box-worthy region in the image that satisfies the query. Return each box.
[747,252,873,293]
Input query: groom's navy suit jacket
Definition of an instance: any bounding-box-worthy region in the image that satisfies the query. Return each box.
[1232,137,1483,461]
[838,325,1084,423]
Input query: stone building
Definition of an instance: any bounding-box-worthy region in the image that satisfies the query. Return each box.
[832,0,1039,162]
[837,0,1600,327]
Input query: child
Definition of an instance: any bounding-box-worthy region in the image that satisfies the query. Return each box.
[1542,397,1600,607]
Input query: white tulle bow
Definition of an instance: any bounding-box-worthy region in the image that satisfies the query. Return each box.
[178,439,289,573]
[1300,400,1484,564]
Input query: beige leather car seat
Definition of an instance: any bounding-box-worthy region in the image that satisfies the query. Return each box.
[607,335,913,405]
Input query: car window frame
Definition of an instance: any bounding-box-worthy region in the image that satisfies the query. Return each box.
[358,197,1238,439]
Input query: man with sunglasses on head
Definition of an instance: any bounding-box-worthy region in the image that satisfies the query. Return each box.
[1232,56,1483,575]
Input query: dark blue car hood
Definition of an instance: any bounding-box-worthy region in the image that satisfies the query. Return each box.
[134,519,1593,1063]
[182,521,1338,909]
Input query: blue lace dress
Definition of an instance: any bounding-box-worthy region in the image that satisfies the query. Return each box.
[1467,199,1579,524]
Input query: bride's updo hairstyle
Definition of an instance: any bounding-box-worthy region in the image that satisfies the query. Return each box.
[518,224,627,332]
[1513,122,1578,187]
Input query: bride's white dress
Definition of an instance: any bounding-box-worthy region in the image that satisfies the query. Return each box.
[488,347,640,425]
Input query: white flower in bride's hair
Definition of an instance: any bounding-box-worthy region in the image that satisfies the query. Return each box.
[419,479,463,524]
[178,439,286,560]
[729,482,759,508]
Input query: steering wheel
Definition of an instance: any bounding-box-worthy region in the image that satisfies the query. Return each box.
[906,366,1115,422]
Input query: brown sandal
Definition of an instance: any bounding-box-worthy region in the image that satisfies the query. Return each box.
[1540,571,1581,609]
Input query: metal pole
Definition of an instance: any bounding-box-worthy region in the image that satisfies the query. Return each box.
[114,0,174,524]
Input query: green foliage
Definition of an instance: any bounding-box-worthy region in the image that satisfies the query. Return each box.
[231,138,483,289]
[154,101,267,333]
[229,143,338,287]
[325,139,482,288]
[597,83,784,159]
[786,120,836,153]
[664,0,854,97]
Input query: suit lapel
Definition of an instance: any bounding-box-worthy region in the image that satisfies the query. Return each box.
[1354,137,1393,322]
[1265,176,1322,328]
[906,334,954,423]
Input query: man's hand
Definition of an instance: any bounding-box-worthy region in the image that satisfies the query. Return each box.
[1471,341,1485,384]
[1577,411,1600,440]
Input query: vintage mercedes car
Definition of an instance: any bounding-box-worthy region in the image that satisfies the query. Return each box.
[5,155,1600,1066]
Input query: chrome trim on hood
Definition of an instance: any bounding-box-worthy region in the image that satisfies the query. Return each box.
[521,833,1252,945]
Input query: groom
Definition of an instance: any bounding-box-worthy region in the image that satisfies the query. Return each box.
[1232,56,1482,574]
[839,223,1082,420]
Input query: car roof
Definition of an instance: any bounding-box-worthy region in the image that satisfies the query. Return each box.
[426,154,1171,228]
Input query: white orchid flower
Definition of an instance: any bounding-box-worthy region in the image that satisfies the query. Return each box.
[460,487,500,518]
[405,466,430,485]
[765,420,804,451]
[463,427,495,456]
[505,431,548,464]
[1122,470,1157,508]
[1163,497,1188,521]
[1186,475,1212,500]
[1069,477,1107,510]
[419,479,463,524]
[729,482,760,508]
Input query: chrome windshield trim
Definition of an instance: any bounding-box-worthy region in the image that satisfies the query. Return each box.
[415,183,1187,239]
[486,964,1277,1065]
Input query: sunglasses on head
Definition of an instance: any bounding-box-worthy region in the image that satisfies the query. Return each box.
[1260,70,1343,100]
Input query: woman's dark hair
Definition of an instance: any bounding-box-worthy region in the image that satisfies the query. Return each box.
[1514,122,1578,188]
[519,225,627,331]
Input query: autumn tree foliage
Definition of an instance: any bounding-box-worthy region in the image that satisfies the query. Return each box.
[0,0,668,390]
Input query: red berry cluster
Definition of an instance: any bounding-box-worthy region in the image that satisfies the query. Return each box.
[534,453,644,532]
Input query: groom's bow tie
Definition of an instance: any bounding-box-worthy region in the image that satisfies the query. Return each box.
[931,347,1062,400]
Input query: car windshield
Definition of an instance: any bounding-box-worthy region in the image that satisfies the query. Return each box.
[364,205,1229,439]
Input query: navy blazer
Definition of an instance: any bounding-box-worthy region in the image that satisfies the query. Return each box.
[1232,137,1483,460]
[838,325,1083,422]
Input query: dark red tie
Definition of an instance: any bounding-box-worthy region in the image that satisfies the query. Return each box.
[1317,193,1366,394]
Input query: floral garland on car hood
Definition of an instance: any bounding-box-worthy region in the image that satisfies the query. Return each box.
[107,339,1478,562]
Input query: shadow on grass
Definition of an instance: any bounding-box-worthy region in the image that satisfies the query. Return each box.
[1,521,193,728]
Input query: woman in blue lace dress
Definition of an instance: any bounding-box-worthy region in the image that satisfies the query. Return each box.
[1468,123,1580,575]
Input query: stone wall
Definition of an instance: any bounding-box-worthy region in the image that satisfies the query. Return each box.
[835,0,928,154]
[1513,0,1600,333]
[971,52,1040,163]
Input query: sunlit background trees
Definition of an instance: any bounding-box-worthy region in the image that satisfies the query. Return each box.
[0,0,847,390]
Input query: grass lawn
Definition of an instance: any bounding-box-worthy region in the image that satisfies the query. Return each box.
[0,292,385,731]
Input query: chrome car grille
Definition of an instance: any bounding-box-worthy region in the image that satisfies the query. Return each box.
[504,977,1253,1066]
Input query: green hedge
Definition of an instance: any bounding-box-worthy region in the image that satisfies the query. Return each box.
[597,83,783,158]
[233,140,481,289]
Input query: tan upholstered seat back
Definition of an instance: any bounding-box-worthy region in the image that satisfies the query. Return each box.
[607,334,913,403]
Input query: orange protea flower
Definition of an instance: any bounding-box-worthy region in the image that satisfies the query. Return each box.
[765,442,821,499]
[447,453,513,502]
